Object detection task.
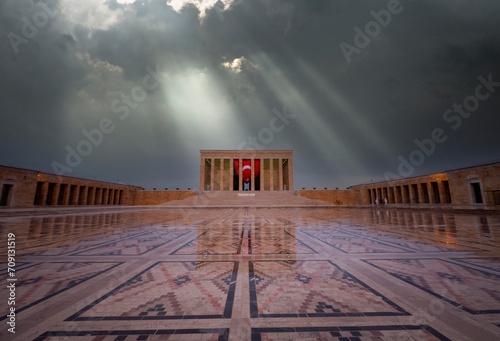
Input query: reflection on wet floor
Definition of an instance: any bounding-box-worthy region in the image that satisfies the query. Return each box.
[0,208,499,340]
[0,208,498,257]
[0,210,190,254]
[298,208,500,251]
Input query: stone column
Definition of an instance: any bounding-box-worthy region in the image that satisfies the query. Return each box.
[105,188,111,205]
[70,186,78,205]
[208,158,214,191]
[251,158,255,191]
[220,158,224,191]
[199,157,205,192]
[114,189,119,205]
[278,158,283,191]
[238,158,243,192]
[103,188,109,205]
[386,186,394,204]
[50,183,60,205]
[78,186,89,205]
[260,158,264,191]
[270,159,274,191]
[418,183,426,204]
[62,185,70,205]
[94,188,101,205]
[108,190,114,205]
[230,158,234,191]
[428,182,437,204]
[91,187,97,205]
[289,156,294,191]
[438,181,447,204]
[39,182,48,205]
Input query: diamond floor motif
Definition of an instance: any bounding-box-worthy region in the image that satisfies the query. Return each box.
[0,207,499,340]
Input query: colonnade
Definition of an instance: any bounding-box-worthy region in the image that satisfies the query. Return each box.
[33,181,124,206]
[367,179,452,205]
[200,151,294,192]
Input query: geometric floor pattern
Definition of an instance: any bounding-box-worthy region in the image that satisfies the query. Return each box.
[251,325,451,340]
[364,258,500,314]
[71,230,190,256]
[66,261,238,320]
[303,229,412,253]
[0,207,499,340]
[0,262,123,318]
[249,260,409,318]
[33,329,229,340]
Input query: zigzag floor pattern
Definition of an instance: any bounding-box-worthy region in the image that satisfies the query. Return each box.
[0,207,499,340]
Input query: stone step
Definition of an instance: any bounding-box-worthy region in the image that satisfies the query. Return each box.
[161,191,334,207]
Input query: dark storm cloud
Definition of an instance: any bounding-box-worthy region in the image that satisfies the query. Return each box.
[1,0,499,189]
[0,0,88,167]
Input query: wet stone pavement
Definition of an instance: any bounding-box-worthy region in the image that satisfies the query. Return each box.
[0,207,499,340]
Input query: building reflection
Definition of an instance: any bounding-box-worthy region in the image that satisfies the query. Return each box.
[300,208,498,250]
[193,215,297,261]
[0,210,185,256]
[1,208,497,258]
[368,209,499,247]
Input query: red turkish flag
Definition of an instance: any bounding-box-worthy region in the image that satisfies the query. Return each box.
[234,159,260,183]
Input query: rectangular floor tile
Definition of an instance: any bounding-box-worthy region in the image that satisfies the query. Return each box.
[364,258,500,314]
[249,260,408,318]
[0,262,122,319]
[66,261,238,320]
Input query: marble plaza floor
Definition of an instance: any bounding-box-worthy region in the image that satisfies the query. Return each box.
[1,207,500,340]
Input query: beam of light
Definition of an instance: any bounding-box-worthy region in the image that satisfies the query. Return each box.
[164,67,245,149]
[292,55,396,159]
[221,56,275,125]
[250,52,364,172]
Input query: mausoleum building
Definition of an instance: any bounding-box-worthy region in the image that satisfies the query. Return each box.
[199,150,293,192]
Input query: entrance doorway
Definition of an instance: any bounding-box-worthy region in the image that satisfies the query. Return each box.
[0,184,13,206]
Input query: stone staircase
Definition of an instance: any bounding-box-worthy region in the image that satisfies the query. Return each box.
[160,191,334,208]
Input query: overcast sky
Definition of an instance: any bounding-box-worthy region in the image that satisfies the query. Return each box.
[1,0,499,190]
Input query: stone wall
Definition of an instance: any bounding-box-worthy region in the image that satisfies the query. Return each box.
[351,173,451,207]
[131,190,196,205]
[3,161,499,210]
[0,165,142,208]
[350,162,500,210]
[36,172,140,206]
[447,163,500,208]
[297,189,361,206]
[0,166,38,208]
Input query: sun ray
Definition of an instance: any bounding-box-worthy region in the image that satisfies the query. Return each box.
[250,52,364,171]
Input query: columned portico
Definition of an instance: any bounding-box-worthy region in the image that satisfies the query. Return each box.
[200,150,293,192]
